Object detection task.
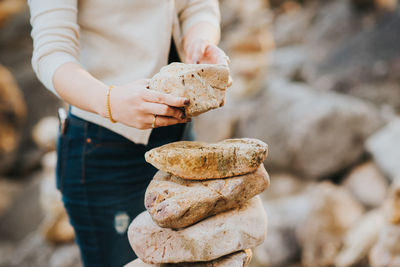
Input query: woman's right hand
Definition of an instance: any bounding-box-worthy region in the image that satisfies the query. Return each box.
[107,79,190,129]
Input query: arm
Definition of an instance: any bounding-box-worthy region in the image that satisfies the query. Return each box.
[179,0,229,66]
[29,0,189,129]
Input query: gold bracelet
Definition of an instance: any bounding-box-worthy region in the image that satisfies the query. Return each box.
[106,85,116,123]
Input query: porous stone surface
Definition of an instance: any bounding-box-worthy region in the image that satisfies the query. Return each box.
[145,138,268,180]
[145,165,270,228]
[128,196,267,264]
[124,249,252,267]
[149,63,230,117]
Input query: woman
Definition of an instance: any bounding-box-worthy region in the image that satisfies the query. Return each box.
[28,1,229,266]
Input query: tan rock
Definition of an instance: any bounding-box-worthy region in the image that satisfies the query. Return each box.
[369,178,400,267]
[145,165,269,229]
[145,138,268,180]
[296,182,364,267]
[335,209,384,267]
[149,63,230,117]
[128,196,267,264]
[343,161,388,208]
[32,116,59,152]
[125,249,252,267]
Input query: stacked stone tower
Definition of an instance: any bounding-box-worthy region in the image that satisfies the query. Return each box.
[125,138,270,267]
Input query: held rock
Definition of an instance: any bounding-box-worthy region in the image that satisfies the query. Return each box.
[145,138,268,180]
[149,63,230,117]
[128,196,267,264]
[145,165,270,229]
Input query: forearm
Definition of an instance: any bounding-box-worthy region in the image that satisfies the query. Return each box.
[53,62,108,117]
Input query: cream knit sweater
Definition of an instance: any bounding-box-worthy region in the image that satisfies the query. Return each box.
[28,0,220,144]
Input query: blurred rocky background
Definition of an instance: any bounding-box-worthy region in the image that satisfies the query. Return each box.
[0,0,400,266]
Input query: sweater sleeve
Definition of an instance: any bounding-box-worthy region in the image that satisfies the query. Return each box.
[28,0,80,96]
[178,0,221,37]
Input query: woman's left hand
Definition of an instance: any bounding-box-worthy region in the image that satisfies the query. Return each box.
[185,39,232,86]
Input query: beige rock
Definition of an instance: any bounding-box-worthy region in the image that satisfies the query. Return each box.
[125,250,252,267]
[296,182,364,267]
[335,209,384,267]
[32,116,59,152]
[145,138,268,180]
[343,161,388,208]
[369,178,400,267]
[149,63,230,117]
[39,152,75,243]
[262,172,309,200]
[145,165,270,228]
[128,196,267,264]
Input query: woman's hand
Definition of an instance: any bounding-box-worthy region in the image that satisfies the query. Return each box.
[185,39,229,65]
[108,79,190,129]
[185,39,232,86]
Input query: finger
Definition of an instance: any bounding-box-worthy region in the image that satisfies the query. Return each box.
[143,90,190,107]
[146,114,192,128]
[152,115,191,128]
[142,102,185,119]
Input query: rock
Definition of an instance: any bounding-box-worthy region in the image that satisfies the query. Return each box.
[32,116,59,151]
[262,172,309,200]
[0,0,25,26]
[366,119,400,181]
[0,64,26,174]
[145,138,268,180]
[128,196,267,264]
[227,52,270,98]
[369,178,400,267]
[296,182,364,267]
[39,152,74,243]
[343,161,388,208]
[4,231,81,267]
[272,5,315,47]
[236,78,383,179]
[335,209,384,267]
[125,249,252,267]
[145,165,270,229]
[254,190,314,267]
[0,177,22,217]
[149,63,230,117]
[41,211,74,244]
[270,45,306,80]
[304,5,400,112]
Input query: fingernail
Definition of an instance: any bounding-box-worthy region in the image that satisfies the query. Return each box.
[184,99,190,106]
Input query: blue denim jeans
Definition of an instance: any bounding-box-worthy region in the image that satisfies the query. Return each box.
[56,113,187,267]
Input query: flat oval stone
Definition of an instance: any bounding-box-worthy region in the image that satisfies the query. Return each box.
[145,165,270,229]
[128,196,267,264]
[145,138,268,180]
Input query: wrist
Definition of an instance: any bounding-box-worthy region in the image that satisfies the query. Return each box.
[93,84,109,118]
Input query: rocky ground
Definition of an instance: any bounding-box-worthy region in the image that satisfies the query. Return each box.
[1,0,400,266]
